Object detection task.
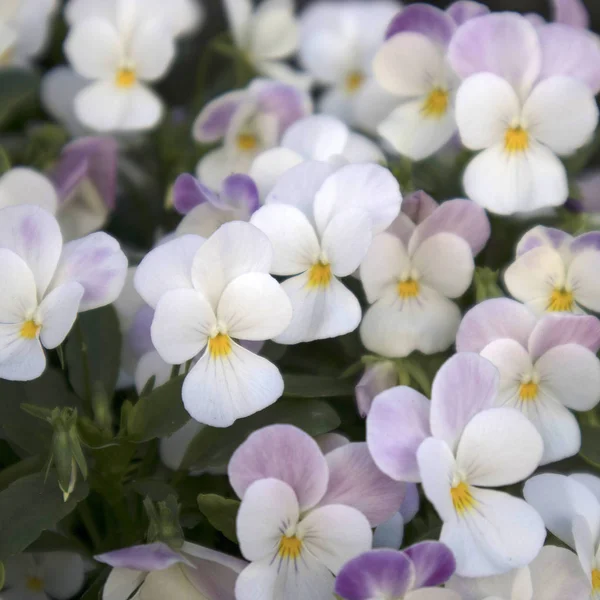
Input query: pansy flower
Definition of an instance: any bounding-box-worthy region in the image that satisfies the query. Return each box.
[367,353,545,577]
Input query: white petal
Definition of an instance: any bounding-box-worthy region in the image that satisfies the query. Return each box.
[250,204,320,276]
[570,473,600,506]
[248,1,299,60]
[41,552,86,600]
[455,73,520,150]
[0,168,58,213]
[320,208,372,277]
[0,334,46,381]
[176,202,237,239]
[151,289,215,364]
[129,18,175,81]
[281,115,349,161]
[182,341,283,426]
[134,235,204,309]
[298,504,373,573]
[249,147,303,200]
[523,76,598,156]
[275,273,361,344]
[38,282,84,349]
[0,248,37,324]
[217,272,292,340]
[463,142,568,215]
[237,478,299,561]
[191,221,272,310]
[411,233,474,298]
[102,568,146,600]
[568,250,600,312]
[223,0,252,48]
[343,132,386,164]
[135,350,172,395]
[573,513,595,581]
[455,408,543,487]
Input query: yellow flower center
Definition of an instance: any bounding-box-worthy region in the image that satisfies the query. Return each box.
[505,126,529,153]
[397,278,420,299]
[237,133,258,151]
[345,71,365,94]
[20,320,40,340]
[592,569,600,591]
[450,481,477,515]
[278,535,302,560]
[307,262,332,289]
[115,68,136,89]
[26,577,45,592]
[421,88,449,119]
[547,288,574,312]
[519,381,538,401]
[208,333,232,358]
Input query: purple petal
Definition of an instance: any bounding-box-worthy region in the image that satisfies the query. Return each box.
[173,174,219,215]
[95,543,186,571]
[193,90,245,143]
[401,191,439,225]
[317,442,406,527]
[400,483,421,522]
[386,4,456,46]
[448,13,542,97]
[528,314,600,360]
[456,298,537,353]
[526,12,547,27]
[355,361,397,417]
[429,353,499,452]
[253,80,310,134]
[516,225,572,256]
[571,232,600,253]
[577,170,600,213]
[446,1,490,25]
[366,387,431,482]
[404,541,456,588]
[127,305,155,358]
[221,174,260,214]
[52,137,118,210]
[335,550,415,600]
[409,199,491,256]
[227,424,329,510]
[538,24,600,94]
[552,0,589,29]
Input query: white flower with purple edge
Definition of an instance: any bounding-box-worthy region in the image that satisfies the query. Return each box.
[367,353,545,577]
[359,191,490,358]
[250,161,401,344]
[335,543,459,600]
[134,221,292,427]
[193,79,312,189]
[457,298,600,464]
[0,205,127,381]
[228,424,405,600]
[504,226,600,315]
[450,12,600,214]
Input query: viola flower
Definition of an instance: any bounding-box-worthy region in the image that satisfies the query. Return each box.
[134,222,292,427]
[2,551,86,600]
[193,79,311,189]
[251,161,401,344]
[355,360,398,418]
[96,541,245,600]
[504,226,600,315]
[373,483,421,550]
[450,13,599,214]
[335,543,458,600]
[64,0,177,132]
[0,205,128,381]
[0,167,58,214]
[457,299,600,464]
[222,0,309,88]
[367,353,545,577]
[524,473,600,599]
[360,192,490,358]
[372,5,460,160]
[298,0,400,133]
[229,424,405,600]
[249,114,384,199]
[175,173,260,238]
[447,545,590,600]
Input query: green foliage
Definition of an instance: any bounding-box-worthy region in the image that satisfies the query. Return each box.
[197,494,240,543]
[282,374,355,398]
[0,68,39,130]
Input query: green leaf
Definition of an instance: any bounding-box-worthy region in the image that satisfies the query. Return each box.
[0,146,10,175]
[0,456,43,492]
[126,376,188,442]
[66,307,122,403]
[580,424,600,467]
[26,530,89,555]
[0,68,39,130]
[197,494,240,543]
[79,567,110,600]
[180,398,340,472]
[282,374,354,398]
[130,478,178,502]
[0,561,4,591]
[0,472,88,560]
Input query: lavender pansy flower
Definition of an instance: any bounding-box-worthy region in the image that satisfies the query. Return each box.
[504,226,600,315]
[175,173,260,238]
[96,541,245,600]
[360,192,490,358]
[457,298,600,464]
[367,353,545,577]
[229,424,405,600]
[335,543,458,600]
[193,79,312,189]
